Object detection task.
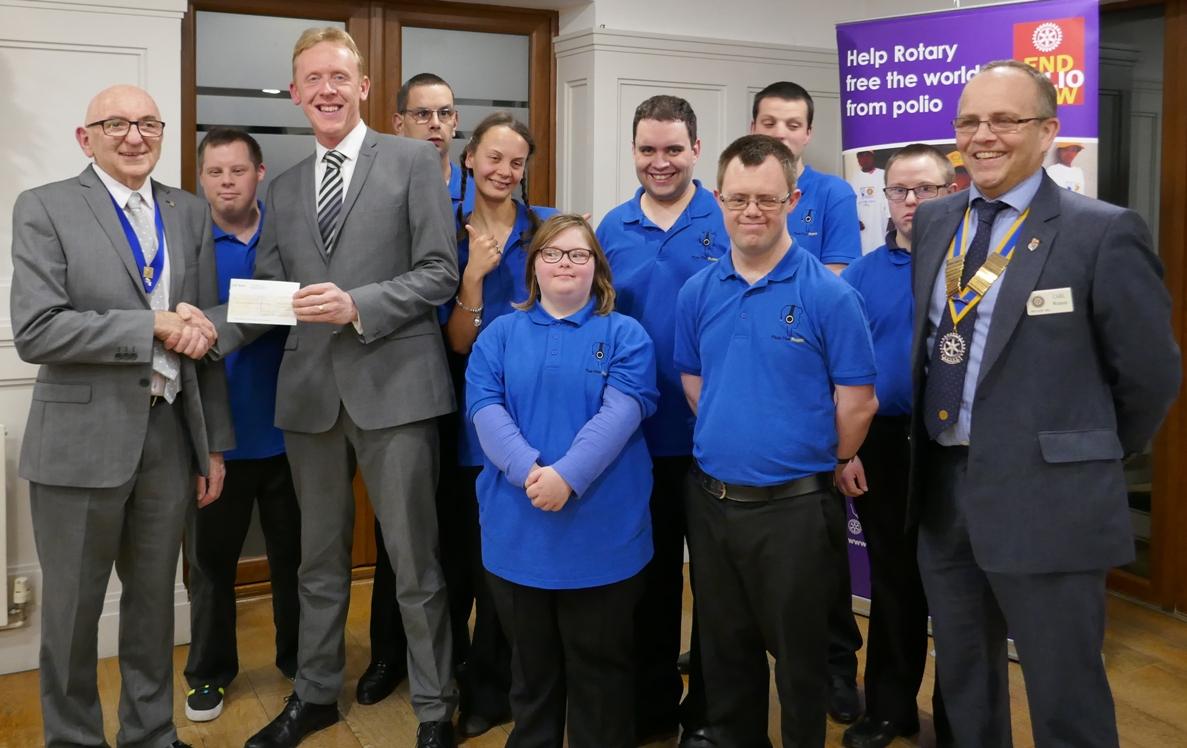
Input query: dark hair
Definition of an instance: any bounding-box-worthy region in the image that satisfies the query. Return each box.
[972,59,1058,119]
[751,81,815,128]
[198,127,263,169]
[515,214,616,316]
[632,95,697,143]
[716,134,798,193]
[396,72,453,113]
[456,112,540,242]
[884,143,956,185]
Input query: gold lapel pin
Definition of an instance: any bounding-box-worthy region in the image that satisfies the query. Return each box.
[1027,238,1040,252]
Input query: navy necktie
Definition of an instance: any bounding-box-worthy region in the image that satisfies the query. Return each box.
[923,198,1008,440]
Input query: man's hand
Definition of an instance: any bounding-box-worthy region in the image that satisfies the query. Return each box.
[293,282,359,325]
[155,304,216,359]
[834,455,868,497]
[196,452,226,508]
[525,465,572,512]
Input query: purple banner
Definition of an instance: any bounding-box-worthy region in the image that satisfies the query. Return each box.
[836,0,1099,151]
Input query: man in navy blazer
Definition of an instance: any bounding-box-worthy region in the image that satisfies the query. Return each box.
[908,60,1179,746]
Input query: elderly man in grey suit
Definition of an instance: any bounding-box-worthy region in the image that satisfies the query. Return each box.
[909,59,1180,747]
[213,28,460,748]
[10,84,233,748]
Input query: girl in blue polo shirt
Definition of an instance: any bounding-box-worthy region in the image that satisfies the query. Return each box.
[466,214,658,748]
[438,112,558,736]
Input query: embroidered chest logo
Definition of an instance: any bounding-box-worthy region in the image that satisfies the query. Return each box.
[773,304,807,343]
[587,341,609,376]
[698,231,721,262]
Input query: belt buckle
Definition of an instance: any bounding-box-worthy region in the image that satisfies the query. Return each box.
[708,477,727,500]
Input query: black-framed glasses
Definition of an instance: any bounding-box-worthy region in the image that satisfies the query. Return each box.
[403,107,457,124]
[883,184,947,202]
[719,192,792,212]
[539,247,593,265]
[952,115,1046,135]
[85,118,166,138]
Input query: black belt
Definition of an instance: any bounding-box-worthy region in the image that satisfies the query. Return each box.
[693,465,831,503]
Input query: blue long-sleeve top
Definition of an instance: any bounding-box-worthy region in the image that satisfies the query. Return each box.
[466,299,659,589]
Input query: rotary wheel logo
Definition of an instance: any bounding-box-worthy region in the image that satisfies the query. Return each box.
[1032,22,1063,53]
[939,331,967,365]
[847,518,863,535]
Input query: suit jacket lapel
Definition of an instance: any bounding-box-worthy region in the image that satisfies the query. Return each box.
[154,181,186,302]
[299,154,329,263]
[977,175,1061,384]
[78,166,150,306]
[333,129,378,257]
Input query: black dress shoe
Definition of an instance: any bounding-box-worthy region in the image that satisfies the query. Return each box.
[842,715,919,748]
[355,659,406,705]
[828,676,862,724]
[458,710,510,738]
[679,727,717,747]
[244,694,339,748]
[416,720,456,748]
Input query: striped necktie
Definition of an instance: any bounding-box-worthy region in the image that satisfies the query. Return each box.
[317,149,346,253]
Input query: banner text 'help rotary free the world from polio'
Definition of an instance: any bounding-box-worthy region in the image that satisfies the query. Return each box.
[835,0,1099,150]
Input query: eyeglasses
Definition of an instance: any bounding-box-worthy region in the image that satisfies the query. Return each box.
[403,107,457,124]
[719,193,792,212]
[539,247,593,265]
[883,184,947,202]
[952,115,1046,135]
[86,118,166,138]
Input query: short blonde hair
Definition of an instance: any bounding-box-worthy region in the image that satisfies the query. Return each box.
[291,27,365,78]
[515,214,616,316]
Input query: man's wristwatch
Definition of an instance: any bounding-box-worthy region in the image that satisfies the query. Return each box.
[456,295,483,327]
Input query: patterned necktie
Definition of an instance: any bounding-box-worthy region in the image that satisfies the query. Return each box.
[126,191,180,403]
[922,198,1008,440]
[317,150,346,253]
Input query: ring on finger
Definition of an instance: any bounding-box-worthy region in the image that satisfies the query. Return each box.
[318,304,325,313]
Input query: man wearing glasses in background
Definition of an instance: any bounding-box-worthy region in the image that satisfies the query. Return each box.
[11,84,232,748]
[840,144,955,748]
[674,134,877,747]
[909,60,1179,745]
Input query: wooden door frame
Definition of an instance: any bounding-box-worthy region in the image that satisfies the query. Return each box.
[377,2,558,207]
[1101,0,1187,612]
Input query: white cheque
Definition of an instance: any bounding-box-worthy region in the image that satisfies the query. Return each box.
[227,278,300,325]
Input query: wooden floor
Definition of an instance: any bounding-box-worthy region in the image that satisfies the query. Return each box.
[2,570,1187,747]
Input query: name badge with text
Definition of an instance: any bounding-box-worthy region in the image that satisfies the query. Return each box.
[1026,287,1074,316]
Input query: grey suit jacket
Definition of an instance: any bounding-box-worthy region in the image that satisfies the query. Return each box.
[213,128,458,433]
[907,173,1180,573]
[10,165,234,488]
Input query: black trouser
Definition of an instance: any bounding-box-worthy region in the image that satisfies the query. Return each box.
[489,571,643,748]
[633,455,692,734]
[852,416,948,733]
[685,470,838,748]
[370,463,511,719]
[184,454,301,687]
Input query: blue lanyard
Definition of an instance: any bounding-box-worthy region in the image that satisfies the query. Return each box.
[110,194,165,294]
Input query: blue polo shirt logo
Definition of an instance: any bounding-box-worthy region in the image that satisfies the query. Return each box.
[587,341,609,376]
[775,304,806,343]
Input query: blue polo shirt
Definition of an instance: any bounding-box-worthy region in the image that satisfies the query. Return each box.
[596,181,729,457]
[466,300,659,589]
[842,231,913,417]
[788,165,862,266]
[213,202,287,461]
[453,201,559,465]
[674,243,876,485]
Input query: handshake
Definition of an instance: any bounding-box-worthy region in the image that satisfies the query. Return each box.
[153,303,218,359]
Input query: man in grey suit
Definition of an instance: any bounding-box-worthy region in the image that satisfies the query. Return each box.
[215,28,460,748]
[909,60,1180,746]
[10,84,233,748]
